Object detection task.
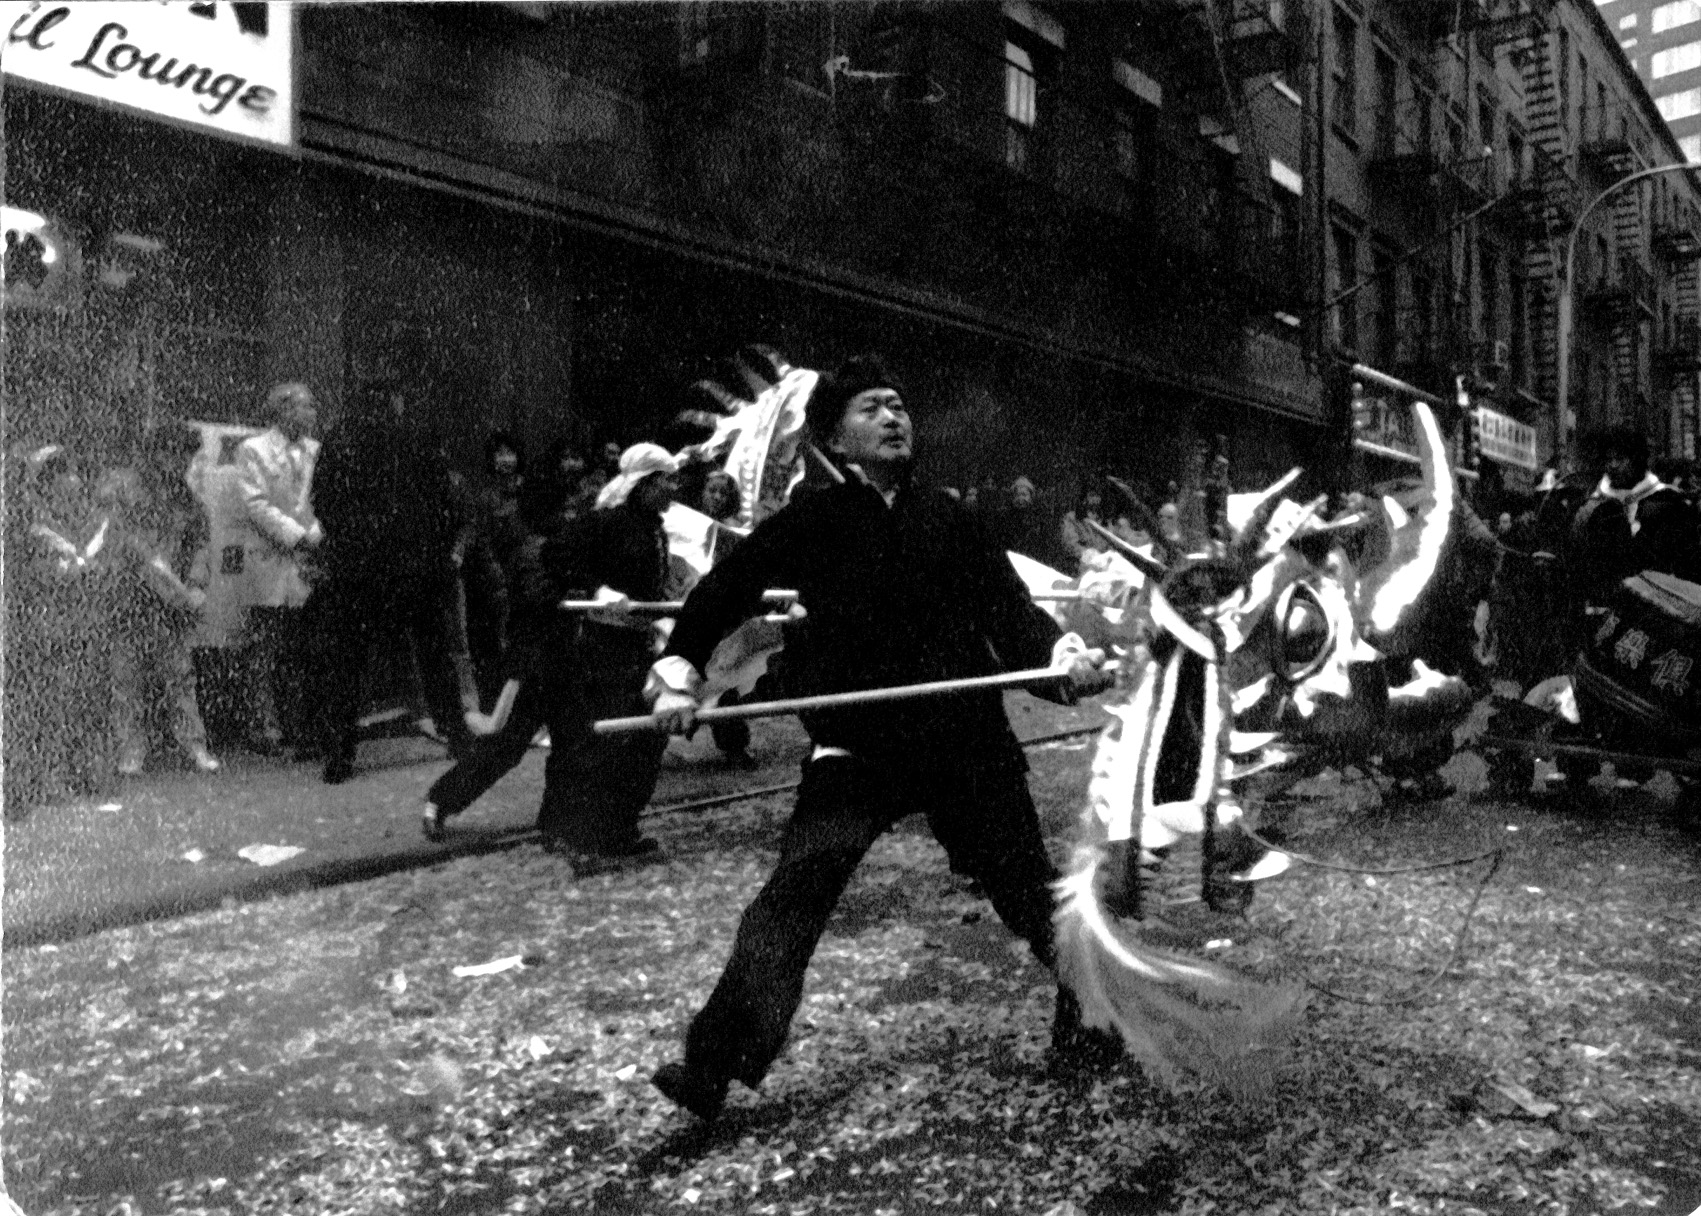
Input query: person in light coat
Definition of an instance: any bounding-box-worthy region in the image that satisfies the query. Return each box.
[232,381,322,753]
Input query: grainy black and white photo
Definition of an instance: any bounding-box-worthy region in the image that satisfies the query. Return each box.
[3,1,1699,1213]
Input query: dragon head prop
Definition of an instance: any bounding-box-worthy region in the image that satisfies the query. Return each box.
[1054,400,1477,1093]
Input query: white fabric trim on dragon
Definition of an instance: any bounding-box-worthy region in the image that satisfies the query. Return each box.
[1149,587,1217,662]
[1098,657,1160,844]
[1137,648,1185,845]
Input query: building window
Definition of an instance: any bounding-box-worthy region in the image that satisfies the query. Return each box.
[1578,55,1589,141]
[1373,46,1398,156]
[769,2,836,92]
[1002,4,1062,175]
[1653,1,1701,34]
[1332,223,1360,350]
[1480,243,1501,342]
[1413,80,1436,158]
[1412,266,1436,352]
[1659,86,1701,121]
[1371,240,1398,367]
[1619,12,1638,27]
[1331,6,1358,137]
[1510,273,1529,387]
[1653,40,1701,78]
[1558,29,1570,121]
[1682,132,1701,161]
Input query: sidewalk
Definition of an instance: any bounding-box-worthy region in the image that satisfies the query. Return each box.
[0,717,814,950]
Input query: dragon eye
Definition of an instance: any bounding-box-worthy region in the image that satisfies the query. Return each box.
[1273,583,1332,680]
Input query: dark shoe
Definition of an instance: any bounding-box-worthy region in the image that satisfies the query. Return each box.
[422,803,448,843]
[322,756,356,785]
[1049,987,1124,1073]
[603,836,661,859]
[651,1062,728,1121]
[248,734,285,758]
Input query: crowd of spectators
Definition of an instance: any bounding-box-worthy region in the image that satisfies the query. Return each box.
[1,376,661,816]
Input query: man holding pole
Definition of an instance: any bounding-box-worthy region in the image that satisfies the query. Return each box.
[641,354,1113,1121]
[423,444,677,865]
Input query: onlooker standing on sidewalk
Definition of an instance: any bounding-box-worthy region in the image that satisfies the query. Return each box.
[5,443,115,809]
[232,382,322,754]
[312,379,472,784]
[108,425,221,776]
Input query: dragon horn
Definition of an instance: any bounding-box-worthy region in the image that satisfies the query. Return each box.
[1105,476,1182,566]
[1351,400,1456,648]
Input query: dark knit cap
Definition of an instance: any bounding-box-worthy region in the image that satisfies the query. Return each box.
[812,354,908,428]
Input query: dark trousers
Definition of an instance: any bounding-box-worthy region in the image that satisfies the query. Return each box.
[681,745,1058,1090]
[427,626,665,851]
[318,575,471,766]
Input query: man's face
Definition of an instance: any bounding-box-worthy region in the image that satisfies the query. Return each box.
[1605,451,1639,489]
[703,475,739,520]
[830,388,911,469]
[632,471,677,514]
[279,392,317,441]
[1012,482,1035,508]
[492,447,519,477]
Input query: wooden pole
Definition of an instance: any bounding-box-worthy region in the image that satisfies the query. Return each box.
[594,664,1087,735]
[560,589,798,613]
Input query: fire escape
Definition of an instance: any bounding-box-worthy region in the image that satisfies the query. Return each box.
[1135,0,1314,321]
[1653,198,1701,456]
[1578,99,1656,428]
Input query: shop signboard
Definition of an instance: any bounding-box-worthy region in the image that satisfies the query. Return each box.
[1473,404,1539,471]
[3,1,294,147]
[1349,367,1472,475]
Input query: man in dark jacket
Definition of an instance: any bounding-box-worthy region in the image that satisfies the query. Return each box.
[423,444,676,864]
[312,380,472,784]
[645,354,1111,1121]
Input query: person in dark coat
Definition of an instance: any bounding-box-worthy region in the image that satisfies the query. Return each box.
[644,354,1111,1121]
[423,444,676,863]
[312,380,473,784]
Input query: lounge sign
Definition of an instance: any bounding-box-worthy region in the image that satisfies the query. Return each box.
[4,1,294,147]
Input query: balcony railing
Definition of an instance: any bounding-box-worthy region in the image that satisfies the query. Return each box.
[1654,320,1701,372]
[1406,0,1554,43]
[1652,216,1701,263]
[1582,255,1657,321]
[1366,107,1502,208]
[1578,105,1642,179]
[1492,143,1583,235]
[1222,0,1313,78]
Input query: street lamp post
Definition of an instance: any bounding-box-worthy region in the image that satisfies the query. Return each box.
[1556,162,1701,462]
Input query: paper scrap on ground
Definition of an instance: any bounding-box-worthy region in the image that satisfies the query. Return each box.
[527,1036,552,1059]
[97,803,123,813]
[237,844,304,867]
[182,848,206,864]
[1489,1077,1559,1118]
[614,1064,637,1081]
[452,954,527,978]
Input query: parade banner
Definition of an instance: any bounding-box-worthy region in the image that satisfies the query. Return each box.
[3,1,295,147]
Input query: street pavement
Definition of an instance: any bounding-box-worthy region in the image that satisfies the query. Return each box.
[1,695,1104,951]
[0,714,815,951]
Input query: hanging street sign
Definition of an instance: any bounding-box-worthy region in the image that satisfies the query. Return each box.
[3,1,295,148]
[1473,404,1540,471]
